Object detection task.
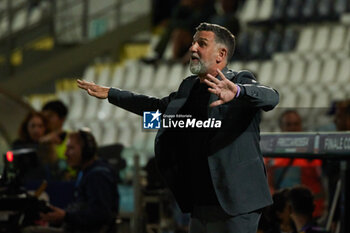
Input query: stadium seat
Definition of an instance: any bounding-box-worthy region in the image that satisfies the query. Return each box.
[312,26,330,51]
[122,59,140,90]
[278,87,297,107]
[137,63,155,92]
[301,0,317,21]
[320,59,338,83]
[334,0,348,16]
[97,65,111,86]
[311,85,329,107]
[229,61,244,72]
[12,8,27,32]
[296,26,315,52]
[68,91,85,120]
[304,59,321,84]
[57,91,71,108]
[288,58,306,86]
[82,66,96,83]
[272,60,290,86]
[318,0,333,20]
[113,106,128,120]
[281,27,298,52]
[265,30,282,58]
[100,121,118,146]
[239,0,259,23]
[337,58,350,84]
[117,120,135,147]
[328,25,346,51]
[249,30,266,59]
[167,63,184,92]
[328,85,346,102]
[0,16,9,39]
[296,87,313,108]
[183,64,192,78]
[84,94,100,120]
[256,0,273,22]
[110,65,126,88]
[153,63,170,90]
[286,0,302,21]
[131,120,147,154]
[258,61,274,84]
[97,100,113,120]
[271,0,287,22]
[243,61,260,75]
[28,6,42,26]
[235,31,251,60]
[86,121,103,145]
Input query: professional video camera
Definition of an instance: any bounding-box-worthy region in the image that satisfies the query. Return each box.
[0,149,51,233]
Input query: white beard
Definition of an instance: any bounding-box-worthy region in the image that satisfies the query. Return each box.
[190,59,206,74]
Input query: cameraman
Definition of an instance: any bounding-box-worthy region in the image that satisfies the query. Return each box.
[23,129,119,233]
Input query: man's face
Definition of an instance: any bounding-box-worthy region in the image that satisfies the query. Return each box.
[189,31,220,75]
[280,112,302,132]
[42,110,63,132]
[65,136,83,169]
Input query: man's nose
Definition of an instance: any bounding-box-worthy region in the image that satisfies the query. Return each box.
[190,42,197,52]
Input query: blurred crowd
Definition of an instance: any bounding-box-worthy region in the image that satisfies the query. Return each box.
[144,0,242,63]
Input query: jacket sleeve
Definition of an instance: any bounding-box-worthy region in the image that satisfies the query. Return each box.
[107,88,177,116]
[235,70,279,111]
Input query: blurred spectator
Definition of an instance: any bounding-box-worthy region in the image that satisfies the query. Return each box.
[322,99,350,231]
[334,100,350,131]
[23,129,119,233]
[279,110,302,132]
[151,0,180,27]
[12,111,47,150]
[265,110,325,218]
[287,186,329,233]
[262,188,297,233]
[209,0,240,45]
[40,100,73,180]
[148,0,216,63]
[11,111,48,181]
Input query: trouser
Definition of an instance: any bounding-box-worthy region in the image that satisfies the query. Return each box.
[189,205,261,233]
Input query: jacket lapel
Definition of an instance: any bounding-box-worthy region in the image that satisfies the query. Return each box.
[157,76,197,137]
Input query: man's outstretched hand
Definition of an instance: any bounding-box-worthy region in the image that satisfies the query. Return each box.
[77,79,110,99]
[204,68,238,107]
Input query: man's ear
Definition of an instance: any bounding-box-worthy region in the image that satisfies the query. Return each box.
[217,47,227,63]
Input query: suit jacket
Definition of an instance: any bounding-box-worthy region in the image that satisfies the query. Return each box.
[108,67,279,216]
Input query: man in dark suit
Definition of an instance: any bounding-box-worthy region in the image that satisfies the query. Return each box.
[77,22,279,233]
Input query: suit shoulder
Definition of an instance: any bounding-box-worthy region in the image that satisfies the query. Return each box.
[235,70,258,84]
[236,70,256,80]
[183,75,197,81]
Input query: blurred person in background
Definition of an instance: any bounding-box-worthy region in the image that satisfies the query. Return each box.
[261,188,297,233]
[146,0,216,63]
[23,129,119,233]
[322,99,350,231]
[287,186,329,233]
[11,111,48,181]
[40,100,74,180]
[265,110,325,218]
[209,0,241,41]
[12,111,47,149]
